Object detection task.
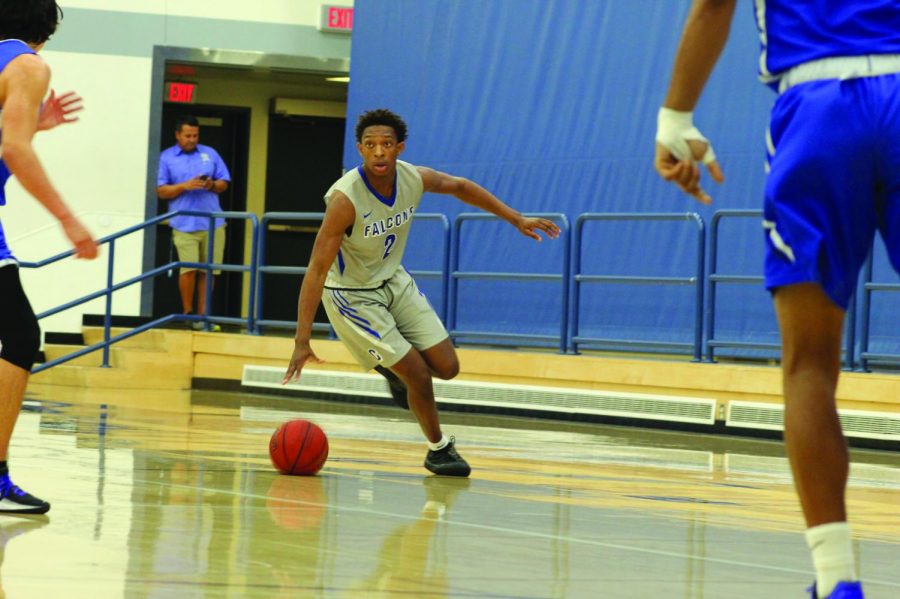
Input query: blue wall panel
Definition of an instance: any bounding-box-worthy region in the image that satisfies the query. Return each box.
[345,0,899,354]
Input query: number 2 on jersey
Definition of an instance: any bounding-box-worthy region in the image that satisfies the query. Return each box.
[382,234,396,260]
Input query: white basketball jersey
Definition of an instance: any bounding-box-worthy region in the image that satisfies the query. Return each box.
[323,160,424,289]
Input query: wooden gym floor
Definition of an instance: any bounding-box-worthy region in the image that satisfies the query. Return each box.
[5,384,899,598]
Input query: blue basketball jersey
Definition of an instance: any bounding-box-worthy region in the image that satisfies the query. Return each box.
[0,39,37,262]
[0,40,36,205]
[753,1,900,83]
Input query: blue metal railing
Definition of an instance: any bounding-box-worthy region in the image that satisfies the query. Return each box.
[706,209,855,368]
[28,208,900,374]
[705,210,773,362]
[570,213,705,361]
[255,212,328,334]
[25,210,259,373]
[405,213,452,324]
[447,213,570,353]
[255,212,452,334]
[857,249,900,371]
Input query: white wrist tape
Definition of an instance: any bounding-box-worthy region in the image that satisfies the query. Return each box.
[656,107,717,165]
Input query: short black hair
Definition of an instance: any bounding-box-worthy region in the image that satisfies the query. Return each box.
[175,115,199,132]
[0,0,62,45]
[355,109,407,143]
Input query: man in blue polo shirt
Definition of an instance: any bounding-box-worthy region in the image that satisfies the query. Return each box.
[654,1,900,597]
[157,116,231,329]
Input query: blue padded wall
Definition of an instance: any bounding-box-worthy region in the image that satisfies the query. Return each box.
[344,0,898,354]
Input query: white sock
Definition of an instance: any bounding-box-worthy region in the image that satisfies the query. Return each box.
[805,522,857,598]
[428,435,449,451]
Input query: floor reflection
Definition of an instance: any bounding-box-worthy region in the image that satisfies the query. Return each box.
[0,516,48,599]
[11,385,899,599]
[345,477,470,598]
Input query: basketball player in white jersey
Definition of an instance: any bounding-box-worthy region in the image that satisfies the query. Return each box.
[283,109,559,476]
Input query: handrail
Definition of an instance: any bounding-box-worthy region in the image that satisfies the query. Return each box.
[447,213,570,353]
[705,210,770,362]
[256,212,327,334]
[706,209,855,368]
[570,213,704,361]
[857,248,900,371]
[28,208,899,376]
[413,213,451,323]
[255,212,452,334]
[26,210,259,372]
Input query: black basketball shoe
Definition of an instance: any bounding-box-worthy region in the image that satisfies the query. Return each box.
[424,436,471,477]
[374,365,409,410]
[0,474,50,515]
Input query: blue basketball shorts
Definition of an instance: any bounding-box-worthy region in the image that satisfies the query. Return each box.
[763,74,900,309]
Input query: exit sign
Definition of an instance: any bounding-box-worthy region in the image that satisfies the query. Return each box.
[165,81,197,104]
[319,5,353,33]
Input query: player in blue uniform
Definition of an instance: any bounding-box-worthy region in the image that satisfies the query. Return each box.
[0,1,98,514]
[653,1,900,597]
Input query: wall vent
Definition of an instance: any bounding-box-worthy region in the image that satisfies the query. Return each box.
[727,400,900,441]
[242,366,716,425]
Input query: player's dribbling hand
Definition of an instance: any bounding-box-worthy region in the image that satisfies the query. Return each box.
[516,216,561,241]
[654,139,724,205]
[37,90,84,132]
[60,215,98,259]
[283,341,325,384]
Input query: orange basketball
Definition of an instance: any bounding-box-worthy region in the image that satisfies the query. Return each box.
[269,419,329,476]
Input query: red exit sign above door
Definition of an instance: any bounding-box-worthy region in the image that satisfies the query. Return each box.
[319,5,353,33]
[165,81,196,104]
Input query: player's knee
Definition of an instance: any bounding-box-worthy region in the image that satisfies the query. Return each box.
[781,346,837,379]
[0,314,41,372]
[404,367,433,391]
[434,357,460,380]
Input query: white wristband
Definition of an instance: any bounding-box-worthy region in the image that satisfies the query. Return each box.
[656,107,716,164]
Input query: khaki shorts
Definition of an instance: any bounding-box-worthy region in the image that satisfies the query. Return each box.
[322,268,448,370]
[173,227,225,275]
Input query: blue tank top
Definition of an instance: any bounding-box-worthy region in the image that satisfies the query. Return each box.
[0,39,36,206]
[0,39,37,261]
[753,1,900,83]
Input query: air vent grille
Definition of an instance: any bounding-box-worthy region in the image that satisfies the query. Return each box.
[727,401,900,441]
[242,366,716,424]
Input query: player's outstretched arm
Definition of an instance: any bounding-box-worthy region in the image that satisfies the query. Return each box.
[655,0,735,204]
[1,55,97,259]
[283,192,355,384]
[417,166,559,241]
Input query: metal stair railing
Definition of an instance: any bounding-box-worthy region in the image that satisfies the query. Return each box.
[24,210,259,373]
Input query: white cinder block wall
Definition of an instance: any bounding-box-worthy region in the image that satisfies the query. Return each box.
[4,0,352,333]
